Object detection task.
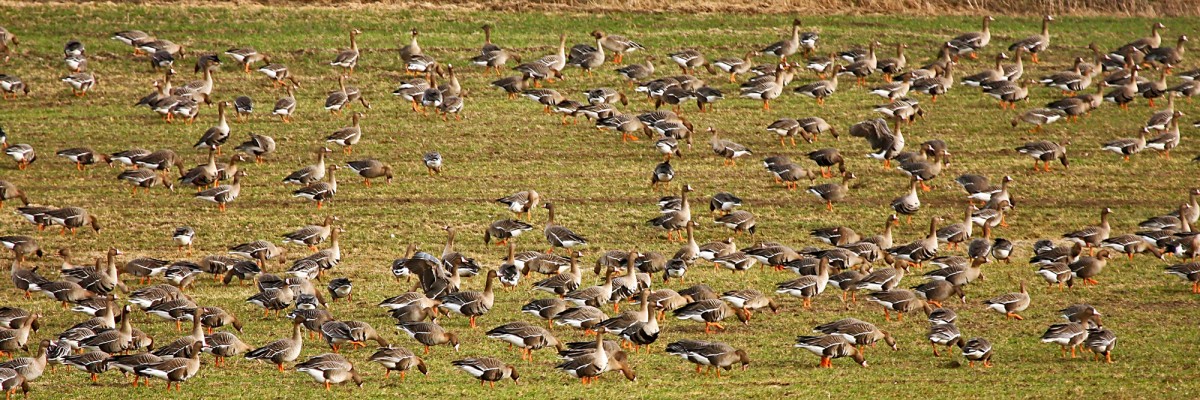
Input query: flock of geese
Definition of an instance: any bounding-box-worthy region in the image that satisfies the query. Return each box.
[0,13,1196,395]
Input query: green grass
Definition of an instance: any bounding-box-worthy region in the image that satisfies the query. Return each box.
[1,3,1199,399]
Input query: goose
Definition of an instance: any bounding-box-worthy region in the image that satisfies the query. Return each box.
[865,289,931,321]
[877,43,908,81]
[294,353,362,391]
[1009,15,1053,63]
[1104,66,1140,110]
[667,49,714,76]
[271,84,298,123]
[1121,22,1166,53]
[761,19,804,62]
[396,322,459,354]
[665,340,749,377]
[936,205,975,250]
[1040,58,1092,95]
[1145,35,1188,73]
[775,257,830,308]
[194,170,246,212]
[232,134,276,164]
[283,148,331,185]
[983,281,1031,320]
[245,319,303,372]
[293,166,338,209]
[0,314,37,359]
[1144,96,1178,132]
[963,53,1010,87]
[451,357,518,388]
[838,41,880,86]
[0,74,30,99]
[1010,108,1064,133]
[616,57,655,84]
[112,30,152,53]
[714,210,756,237]
[947,16,993,60]
[178,150,220,190]
[814,318,897,353]
[708,128,752,166]
[0,339,47,382]
[63,350,110,383]
[282,216,334,253]
[225,47,269,73]
[55,147,104,171]
[926,323,962,356]
[1101,130,1147,162]
[740,67,787,111]
[673,299,748,334]
[794,335,866,368]
[486,321,563,361]
[324,76,352,116]
[794,65,842,106]
[1083,328,1117,364]
[1063,208,1113,255]
[4,144,34,170]
[60,72,98,97]
[891,179,921,224]
[714,51,757,83]
[554,333,608,385]
[959,337,993,367]
[1068,250,1114,286]
[1040,322,1088,358]
[257,64,293,88]
[543,202,588,253]
[807,172,856,211]
[1165,262,1200,293]
[437,270,498,328]
[330,29,362,75]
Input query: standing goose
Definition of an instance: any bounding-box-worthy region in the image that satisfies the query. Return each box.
[324,76,351,116]
[293,166,338,209]
[593,30,643,64]
[331,29,362,75]
[877,44,908,81]
[983,281,1031,320]
[369,346,427,381]
[889,217,941,268]
[650,184,693,240]
[1101,130,1147,162]
[60,72,98,97]
[615,57,655,84]
[959,337,994,367]
[201,331,252,367]
[283,216,335,252]
[543,202,587,254]
[936,205,975,250]
[1104,66,1139,110]
[1145,35,1188,73]
[761,19,803,62]
[1009,15,1054,64]
[283,148,331,185]
[1165,262,1200,293]
[257,64,294,88]
[947,16,994,60]
[668,49,715,75]
[295,353,362,391]
[0,74,30,99]
[963,53,1010,87]
[193,101,231,154]
[794,65,842,106]
[1063,208,1112,255]
[807,172,856,211]
[194,170,246,212]
[865,289,931,321]
[775,257,830,308]
[438,270,498,329]
[740,67,787,111]
[272,84,297,123]
[1085,328,1117,363]
[891,178,921,224]
[345,159,392,187]
[245,319,304,372]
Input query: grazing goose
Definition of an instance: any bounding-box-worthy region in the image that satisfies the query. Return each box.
[1040,322,1088,358]
[616,57,655,84]
[4,144,34,170]
[257,63,293,88]
[1009,15,1053,63]
[709,128,752,166]
[485,219,534,247]
[43,207,100,235]
[665,340,749,377]
[0,74,30,99]
[1165,262,1200,293]
[330,29,362,75]
[1016,140,1069,171]
[1084,328,1117,363]
[807,172,856,211]
[865,289,931,321]
[959,337,993,367]
[453,357,519,388]
[294,353,362,391]
[673,299,748,334]
[422,151,443,175]
[60,72,97,97]
[344,159,392,187]
[927,323,962,357]
[397,322,459,354]
[794,335,866,368]
[1011,108,1064,132]
[55,147,104,171]
[805,148,846,179]
[233,133,276,164]
[543,202,588,253]
[947,16,993,60]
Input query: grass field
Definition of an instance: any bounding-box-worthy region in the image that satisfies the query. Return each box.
[1,3,1199,399]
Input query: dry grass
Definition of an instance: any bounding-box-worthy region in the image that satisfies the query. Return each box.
[9,0,1200,16]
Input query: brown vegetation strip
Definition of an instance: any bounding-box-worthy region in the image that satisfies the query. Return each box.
[13,0,1200,16]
